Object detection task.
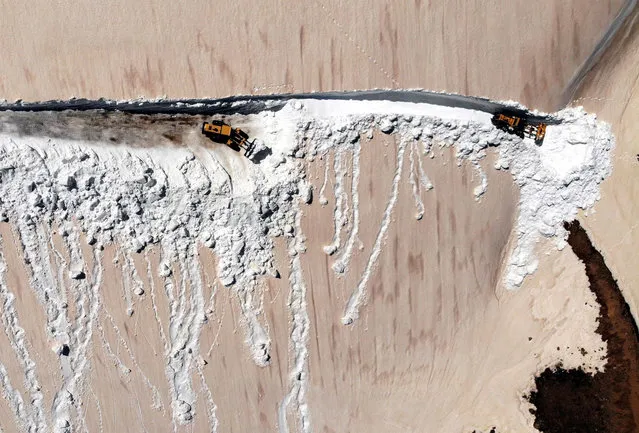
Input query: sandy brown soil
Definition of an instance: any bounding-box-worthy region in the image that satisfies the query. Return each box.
[524,7,639,432]
[0,0,625,111]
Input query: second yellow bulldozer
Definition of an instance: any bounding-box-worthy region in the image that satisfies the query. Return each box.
[491,113,547,144]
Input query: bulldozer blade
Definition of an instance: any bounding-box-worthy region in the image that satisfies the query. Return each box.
[244,140,256,158]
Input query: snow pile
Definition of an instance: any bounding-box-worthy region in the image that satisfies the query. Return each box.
[0,99,613,432]
[498,108,613,286]
[290,101,613,293]
[0,130,308,430]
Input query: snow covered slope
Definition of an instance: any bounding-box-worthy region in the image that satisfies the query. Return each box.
[0,98,613,432]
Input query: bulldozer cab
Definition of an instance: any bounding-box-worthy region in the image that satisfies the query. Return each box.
[202,120,232,137]
[495,113,520,128]
[535,124,547,142]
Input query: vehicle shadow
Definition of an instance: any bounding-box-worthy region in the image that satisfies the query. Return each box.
[249,146,272,164]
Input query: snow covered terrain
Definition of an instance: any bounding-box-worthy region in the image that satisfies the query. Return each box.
[0,97,614,432]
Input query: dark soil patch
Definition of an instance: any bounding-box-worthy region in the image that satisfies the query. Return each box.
[527,220,639,433]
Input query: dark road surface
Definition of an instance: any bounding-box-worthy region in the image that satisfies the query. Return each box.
[0,90,559,124]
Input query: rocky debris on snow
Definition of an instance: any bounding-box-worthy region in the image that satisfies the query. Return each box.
[68,263,85,280]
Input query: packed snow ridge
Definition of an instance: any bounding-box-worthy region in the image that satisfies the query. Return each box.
[0,97,613,432]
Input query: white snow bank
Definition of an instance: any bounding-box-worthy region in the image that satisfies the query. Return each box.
[537,123,594,179]
[500,108,613,286]
[297,98,493,124]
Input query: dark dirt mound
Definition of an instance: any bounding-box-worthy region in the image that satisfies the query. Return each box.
[527,220,639,433]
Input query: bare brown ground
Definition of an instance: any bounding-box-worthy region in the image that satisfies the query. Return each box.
[0,224,61,421]
[197,243,290,433]
[0,0,624,111]
[0,226,37,401]
[82,243,293,432]
[515,12,639,423]
[85,244,173,432]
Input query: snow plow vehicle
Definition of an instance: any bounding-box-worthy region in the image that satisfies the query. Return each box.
[202,120,256,157]
[491,112,547,144]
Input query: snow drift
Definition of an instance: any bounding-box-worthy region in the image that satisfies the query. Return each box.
[0,98,613,432]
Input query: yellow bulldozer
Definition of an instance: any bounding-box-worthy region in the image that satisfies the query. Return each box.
[491,113,547,144]
[202,120,256,157]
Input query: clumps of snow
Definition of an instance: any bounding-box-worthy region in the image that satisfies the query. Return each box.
[379,117,395,134]
[332,140,361,273]
[500,108,613,287]
[322,151,348,256]
[0,115,308,428]
[290,100,612,320]
[408,139,433,220]
[0,98,613,430]
[278,218,311,433]
[293,106,516,323]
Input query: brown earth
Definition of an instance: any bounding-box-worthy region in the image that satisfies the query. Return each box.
[529,5,639,433]
[528,220,639,433]
[299,134,606,433]
[0,129,610,432]
[0,0,625,111]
